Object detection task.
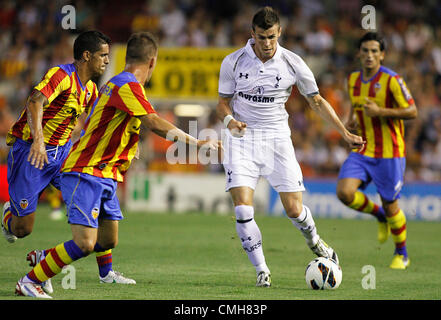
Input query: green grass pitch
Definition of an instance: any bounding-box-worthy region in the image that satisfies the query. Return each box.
[1,204,440,300]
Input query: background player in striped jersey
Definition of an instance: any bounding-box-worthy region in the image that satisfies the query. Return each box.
[15,32,221,298]
[2,31,136,294]
[337,32,417,269]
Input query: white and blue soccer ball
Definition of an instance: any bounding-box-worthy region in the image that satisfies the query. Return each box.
[305,257,342,290]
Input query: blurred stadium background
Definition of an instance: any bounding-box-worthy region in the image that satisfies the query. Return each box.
[1,0,441,220]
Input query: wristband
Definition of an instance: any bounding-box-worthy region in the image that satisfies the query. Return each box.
[223,114,234,128]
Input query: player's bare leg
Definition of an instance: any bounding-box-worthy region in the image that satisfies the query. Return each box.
[96,219,136,284]
[10,213,36,238]
[336,178,361,205]
[281,191,339,264]
[97,219,119,249]
[71,224,98,255]
[230,187,271,287]
[229,186,254,208]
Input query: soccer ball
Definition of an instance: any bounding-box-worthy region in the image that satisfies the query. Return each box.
[305,257,342,290]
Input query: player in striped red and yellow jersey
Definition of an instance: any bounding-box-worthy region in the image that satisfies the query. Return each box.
[16,32,221,298]
[61,71,157,182]
[6,63,98,147]
[3,31,110,239]
[2,31,138,298]
[346,65,413,159]
[337,32,417,270]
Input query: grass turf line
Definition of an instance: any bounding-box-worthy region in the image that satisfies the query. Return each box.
[1,204,440,300]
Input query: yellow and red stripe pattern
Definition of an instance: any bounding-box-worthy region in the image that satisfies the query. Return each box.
[96,249,112,260]
[1,207,12,233]
[347,66,414,158]
[386,209,407,250]
[61,71,156,182]
[96,249,112,275]
[348,191,382,216]
[6,63,98,147]
[27,242,80,283]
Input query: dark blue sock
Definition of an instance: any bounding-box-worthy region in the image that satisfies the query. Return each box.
[395,246,408,258]
[376,206,387,223]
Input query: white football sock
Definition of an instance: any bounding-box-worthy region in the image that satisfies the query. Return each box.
[235,205,270,275]
[289,205,319,247]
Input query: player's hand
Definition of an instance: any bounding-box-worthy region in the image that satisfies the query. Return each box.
[343,131,365,150]
[228,119,247,138]
[28,139,49,170]
[363,98,381,117]
[197,139,223,151]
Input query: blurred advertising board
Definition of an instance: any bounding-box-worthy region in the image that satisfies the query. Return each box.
[269,180,441,221]
[125,173,441,221]
[124,172,268,214]
[106,45,236,100]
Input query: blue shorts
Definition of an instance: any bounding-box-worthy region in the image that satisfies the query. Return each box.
[338,152,406,202]
[60,172,123,228]
[7,139,72,216]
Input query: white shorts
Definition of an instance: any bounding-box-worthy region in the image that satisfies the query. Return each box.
[222,131,305,193]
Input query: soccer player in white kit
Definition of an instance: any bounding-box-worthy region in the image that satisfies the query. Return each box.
[216,7,365,287]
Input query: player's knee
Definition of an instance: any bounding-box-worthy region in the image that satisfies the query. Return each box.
[382,202,400,217]
[100,239,118,250]
[10,215,35,238]
[285,202,303,218]
[336,188,353,205]
[12,225,32,238]
[110,238,118,248]
[76,239,96,255]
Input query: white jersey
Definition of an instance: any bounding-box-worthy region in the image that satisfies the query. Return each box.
[218,38,319,137]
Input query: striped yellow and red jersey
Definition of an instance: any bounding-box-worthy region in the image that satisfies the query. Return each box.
[347,66,415,158]
[61,71,156,182]
[7,63,98,146]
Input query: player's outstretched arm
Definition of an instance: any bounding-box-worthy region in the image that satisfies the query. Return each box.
[140,113,221,150]
[216,96,247,137]
[26,90,49,169]
[305,94,365,149]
